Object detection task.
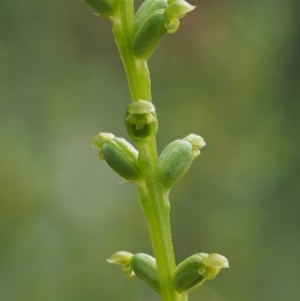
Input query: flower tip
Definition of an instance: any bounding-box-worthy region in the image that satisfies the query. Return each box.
[107,251,133,265]
[128,100,155,114]
[93,132,115,149]
[203,253,229,269]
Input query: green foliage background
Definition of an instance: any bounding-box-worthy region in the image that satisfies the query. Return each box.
[1,0,299,300]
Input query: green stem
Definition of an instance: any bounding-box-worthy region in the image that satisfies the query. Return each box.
[112,0,151,101]
[111,1,187,300]
[136,139,187,301]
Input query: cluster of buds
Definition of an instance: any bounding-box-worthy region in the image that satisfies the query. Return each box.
[85,0,195,61]
[93,101,205,192]
[92,100,221,295]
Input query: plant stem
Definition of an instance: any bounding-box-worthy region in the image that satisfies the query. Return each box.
[112,1,187,300]
[136,139,187,301]
[112,0,151,102]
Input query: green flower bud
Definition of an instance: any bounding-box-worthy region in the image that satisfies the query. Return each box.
[174,253,229,293]
[135,0,168,31]
[125,100,158,141]
[133,9,167,61]
[158,139,193,190]
[131,253,161,293]
[174,253,206,293]
[165,0,195,20]
[85,0,115,18]
[158,134,205,189]
[93,133,140,182]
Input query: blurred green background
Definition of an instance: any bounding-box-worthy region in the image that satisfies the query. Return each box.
[1,0,299,300]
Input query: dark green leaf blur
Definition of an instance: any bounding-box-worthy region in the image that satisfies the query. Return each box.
[1,0,299,300]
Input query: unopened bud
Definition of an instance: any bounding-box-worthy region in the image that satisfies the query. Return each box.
[174,253,206,293]
[133,9,167,61]
[174,253,229,293]
[93,133,140,182]
[131,253,161,293]
[135,0,168,31]
[158,139,193,190]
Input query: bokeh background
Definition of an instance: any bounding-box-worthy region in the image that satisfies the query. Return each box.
[1,0,299,300]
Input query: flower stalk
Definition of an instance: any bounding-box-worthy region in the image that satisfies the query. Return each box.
[87,1,228,300]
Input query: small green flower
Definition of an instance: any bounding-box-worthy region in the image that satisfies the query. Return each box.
[126,100,156,130]
[174,252,229,293]
[108,252,160,292]
[125,100,158,141]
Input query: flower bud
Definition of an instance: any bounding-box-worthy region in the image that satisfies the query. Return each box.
[174,253,229,293]
[133,9,167,61]
[174,253,205,293]
[158,139,193,190]
[135,0,168,31]
[93,133,140,182]
[85,0,115,18]
[131,253,161,293]
[125,100,158,141]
